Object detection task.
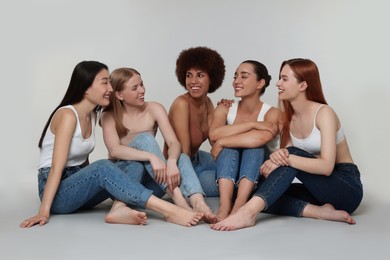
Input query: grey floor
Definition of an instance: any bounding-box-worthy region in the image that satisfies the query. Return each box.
[1,186,389,260]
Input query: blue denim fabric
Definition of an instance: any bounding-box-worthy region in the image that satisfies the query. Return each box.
[191,150,219,197]
[216,147,266,185]
[125,132,205,198]
[255,146,363,216]
[38,159,153,214]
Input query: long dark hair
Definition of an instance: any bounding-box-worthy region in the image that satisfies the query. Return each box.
[38,61,108,148]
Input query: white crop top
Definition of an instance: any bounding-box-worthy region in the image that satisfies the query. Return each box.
[290,105,345,155]
[227,101,280,152]
[38,105,95,169]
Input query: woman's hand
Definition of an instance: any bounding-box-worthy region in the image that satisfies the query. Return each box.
[166,159,180,191]
[20,213,49,228]
[149,154,167,184]
[260,159,280,178]
[270,148,290,166]
[217,99,234,107]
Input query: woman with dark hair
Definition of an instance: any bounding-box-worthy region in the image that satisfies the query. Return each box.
[101,67,215,223]
[20,61,203,228]
[164,46,226,197]
[209,60,280,221]
[211,58,363,231]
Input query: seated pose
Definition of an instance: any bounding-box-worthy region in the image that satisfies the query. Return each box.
[209,60,279,221]
[20,61,203,228]
[165,46,226,197]
[211,58,363,231]
[100,67,216,223]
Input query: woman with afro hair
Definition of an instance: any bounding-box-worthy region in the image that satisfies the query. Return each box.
[164,46,225,198]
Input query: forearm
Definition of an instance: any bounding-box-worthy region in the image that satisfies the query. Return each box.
[166,141,181,161]
[289,154,334,176]
[209,122,255,142]
[218,129,274,148]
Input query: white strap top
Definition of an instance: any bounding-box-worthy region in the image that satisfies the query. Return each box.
[38,105,95,169]
[227,101,280,152]
[290,104,345,155]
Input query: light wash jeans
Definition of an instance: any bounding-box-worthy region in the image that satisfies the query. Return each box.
[255,146,363,216]
[121,132,205,198]
[216,147,266,185]
[38,159,153,214]
[191,150,219,197]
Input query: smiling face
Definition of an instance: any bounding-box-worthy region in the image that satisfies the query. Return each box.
[85,69,112,107]
[233,63,263,98]
[276,64,307,101]
[185,68,210,98]
[115,74,145,107]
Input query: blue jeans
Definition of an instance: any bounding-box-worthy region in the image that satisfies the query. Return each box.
[123,132,205,198]
[216,147,266,185]
[254,146,363,216]
[191,150,219,197]
[38,159,153,214]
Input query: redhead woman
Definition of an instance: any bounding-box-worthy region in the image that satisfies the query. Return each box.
[211,58,363,231]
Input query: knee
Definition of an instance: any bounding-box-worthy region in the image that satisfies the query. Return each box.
[131,133,158,149]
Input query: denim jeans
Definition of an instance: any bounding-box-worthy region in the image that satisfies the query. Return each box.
[216,147,266,185]
[191,150,219,197]
[254,146,363,216]
[123,132,205,198]
[38,159,153,214]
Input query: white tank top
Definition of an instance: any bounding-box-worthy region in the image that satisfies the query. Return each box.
[38,105,95,169]
[227,101,280,152]
[290,104,345,155]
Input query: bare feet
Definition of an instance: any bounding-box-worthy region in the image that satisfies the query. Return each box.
[146,196,203,227]
[164,206,204,227]
[216,202,232,222]
[167,187,192,210]
[303,203,356,224]
[211,204,258,231]
[105,201,147,225]
[189,194,217,224]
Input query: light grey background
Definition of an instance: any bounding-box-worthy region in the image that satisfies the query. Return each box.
[0,1,389,259]
[1,0,388,205]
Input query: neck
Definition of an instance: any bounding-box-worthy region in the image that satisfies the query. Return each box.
[187,93,207,107]
[239,94,262,112]
[73,101,95,118]
[289,96,311,117]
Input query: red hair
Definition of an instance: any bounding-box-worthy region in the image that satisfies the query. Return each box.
[279,58,328,148]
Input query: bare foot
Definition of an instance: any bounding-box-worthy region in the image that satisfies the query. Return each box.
[216,202,232,222]
[165,207,204,227]
[303,203,356,224]
[211,206,257,231]
[190,194,217,224]
[105,201,147,225]
[167,187,192,210]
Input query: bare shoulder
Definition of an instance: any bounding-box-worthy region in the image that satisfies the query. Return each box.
[54,107,77,123]
[51,107,77,132]
[317,105,338,120]
[170,95,190,113]
[316,104,341,129]
[147,101,168,116]
[100,110,114,121]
